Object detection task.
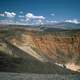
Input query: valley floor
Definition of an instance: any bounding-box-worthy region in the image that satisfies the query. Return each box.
[0,72,80,80]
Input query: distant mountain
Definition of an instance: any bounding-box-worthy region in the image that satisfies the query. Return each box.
[53,22,80,29]
[0,22,80,30]
[40,22,80,29]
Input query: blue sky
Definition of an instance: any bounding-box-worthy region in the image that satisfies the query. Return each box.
[0,0,80,25]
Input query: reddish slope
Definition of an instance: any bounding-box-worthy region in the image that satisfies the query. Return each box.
[9,30,80,72]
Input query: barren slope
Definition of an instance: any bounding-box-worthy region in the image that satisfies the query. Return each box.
[8,30,80,72]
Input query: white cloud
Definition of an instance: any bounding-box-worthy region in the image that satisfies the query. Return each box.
[0,11,16,25]
[50,13,55,16]
[25,18,30,22]
[4,11,16,18]
[65,19,80,24]
[0,19,15,24]
[46,20,58,23]
[0,14,5,17]
[25,13,45,19]
[35,19,44,25]
[0,19,25,25]
[24,13,45,25]
[0,12,45,25]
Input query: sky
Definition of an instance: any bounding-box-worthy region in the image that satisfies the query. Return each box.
[0,0,80,25]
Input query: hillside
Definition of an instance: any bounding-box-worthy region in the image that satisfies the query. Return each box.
[0,25,80,73]
[0,39,78,74]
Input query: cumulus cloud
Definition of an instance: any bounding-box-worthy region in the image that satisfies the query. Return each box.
[24,13,45,25]
[35,19,44,25]
[25,13,45,20]
[0,11,16,24]
[65,19,80,24]
[0,12,45,25]
[4,11,16,18]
